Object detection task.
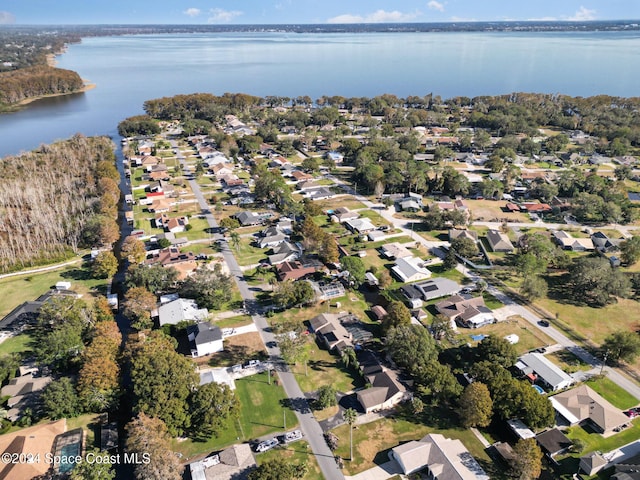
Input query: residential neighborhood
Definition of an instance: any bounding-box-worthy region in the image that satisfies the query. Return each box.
[3,90,640,480]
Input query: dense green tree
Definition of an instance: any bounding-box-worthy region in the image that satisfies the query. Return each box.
[301,156,319,173]
[621,236,640,266]
[316,385,337,409]
[117,115,160,136]
[248,458,308,480]
[450,236,479,258]
[41,377,81,419]
[180,265,233,310]
[386,325,438,372]
[569,257,631,306]
[125,413,183,480]
[457,382,493,428]
[416,361,463,405]
[126,264,178,294]
[120,236,147,264]
[602,331,640,363]
[382,301,412,332]
[69,450,116,480]
[0,354,20,386]
[92,251,118,279]
[510,438,543,480]
[520,275,548,300]
[188,383,239,441]
[273,280,316,308]
[476,336,517,368]
[130,334,199,436]
[341,256,366,285]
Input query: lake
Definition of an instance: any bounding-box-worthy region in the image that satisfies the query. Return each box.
[1,30,639,156]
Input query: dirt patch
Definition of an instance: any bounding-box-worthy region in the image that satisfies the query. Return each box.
[208,332,266,367]
[352,422,394,471]
[465,199,531,223]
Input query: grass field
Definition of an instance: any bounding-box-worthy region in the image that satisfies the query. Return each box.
[172,372,298,460]
[585,376,639,410]
[0,264,108,318]
[0,333,33,357]
[467,316,554,355]
[208,332,266,368]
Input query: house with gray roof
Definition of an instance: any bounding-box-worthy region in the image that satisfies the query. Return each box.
[234,211,265,226]
[356,366,408,414]
[435,294,494,330]
[158,298,209,326]
[516,352,573,392]
[449,229,478,242]
[391,256,432,283]
[344,217,376,234]
[189,444,256,480]
[390,433,490,479]
[486,229,514,252]
[267,241,301,265]
[414,277,461,301]
[187,322,223,357]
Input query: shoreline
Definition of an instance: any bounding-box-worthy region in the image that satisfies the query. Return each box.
[14,82,97,107]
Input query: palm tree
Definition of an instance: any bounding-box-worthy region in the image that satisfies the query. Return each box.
[230,231,241,252]
[344,408,358,462]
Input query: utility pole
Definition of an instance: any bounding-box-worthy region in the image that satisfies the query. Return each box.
[600,349,609,375]
[283,410,286,430]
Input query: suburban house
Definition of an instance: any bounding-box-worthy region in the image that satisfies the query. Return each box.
[413,277,461,301]
[552,231,595,251]
[234,211,268,227]
[330,207,360,223]
[549,385,629,434]
[579,452,608,476]
[397,192,423,212]
[146,247,198,280]
[149,198,171,213]
[308,313,352,352]
[516,352,573,392]
[189,444,256,480]
[309,280,345,301]
[210,163,234,177]
[325,151,344,164]
[157,298,209,326]
[275,259,322,281]
[591,231,623,253]
[344,217,376,234]
[257,228,288,249]
[486,229,515,252]
[0,420,67,480]
[389,433,490,479]
[356,350,409,414]
[536,428,573,459]
[291,170,313,182]
[391,256,432,283]
[187,322,224,357]
[1,372,52,421]
[305,186,334,201]
[449,229,478,242]
[370,305,388,321]
[380,242,413,259]
[400,284,424,308]
[268,241,301,265]
[165,216,189,233]
[435,294,494,330]
[521,202,552,214]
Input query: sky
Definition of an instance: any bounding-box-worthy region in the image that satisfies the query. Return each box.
[1,0,639,25]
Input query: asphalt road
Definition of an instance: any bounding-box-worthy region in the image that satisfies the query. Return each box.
[175,143,345,480]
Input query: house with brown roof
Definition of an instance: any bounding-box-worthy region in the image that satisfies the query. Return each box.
[380,242,413,260]
[150,198,171,213]
[291,170,313,181]
[356,368,408,414]
[276,260,320,281]
[522,202,552,213]
[166,216,189,233]
[147,247,198,280]
[308,313,352,352]
[486,229,515,252]
[189,443,256,480]
[449,229,478,242]
[550,385,629,435]
[390,433,489,479]
[435,295,494,330]
[370,305,388,321]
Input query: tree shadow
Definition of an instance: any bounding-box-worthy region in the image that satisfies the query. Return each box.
[60,268,93,281]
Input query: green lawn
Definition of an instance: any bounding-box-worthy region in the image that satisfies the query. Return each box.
[0,333,33,357]
[0,264,108,318]
[256,440,323,480]
[172,372,298,460]
[213,315,254,329]
[292,342,365,394]
[586,376,639,410]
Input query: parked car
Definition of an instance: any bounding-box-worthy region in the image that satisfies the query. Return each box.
[255,438,279,453]
[244,360,261,369]
[283,430,303,444]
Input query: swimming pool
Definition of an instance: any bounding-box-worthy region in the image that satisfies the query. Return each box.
[58,442,81,473]
[532,384,545,395]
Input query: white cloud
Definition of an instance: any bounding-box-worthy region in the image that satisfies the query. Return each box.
[427,1,445,13]
[0,11,15,24]
[183,8,201,18]
[327,9,420,24]
[568,6,596,21]
[527,16,559,21]
[207,8,243,23]
[450,16,477,22]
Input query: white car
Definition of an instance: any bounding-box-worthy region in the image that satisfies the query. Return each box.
[255,438,279,453]
[283,430,303,444]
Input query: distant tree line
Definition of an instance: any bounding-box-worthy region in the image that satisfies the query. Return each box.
[0,65,84,108]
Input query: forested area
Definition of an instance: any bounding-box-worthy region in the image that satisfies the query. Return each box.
[0,65,84,107]
[0,134,119,272]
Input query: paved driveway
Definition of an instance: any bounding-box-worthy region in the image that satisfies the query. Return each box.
[344,460,402,480]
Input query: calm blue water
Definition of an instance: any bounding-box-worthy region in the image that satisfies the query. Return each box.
[1,30,639,156]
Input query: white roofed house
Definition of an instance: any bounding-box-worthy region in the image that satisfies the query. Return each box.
[516,352,573,392]
[344,217,376,234]
[391,257,432,283]
[158,298,209,326]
